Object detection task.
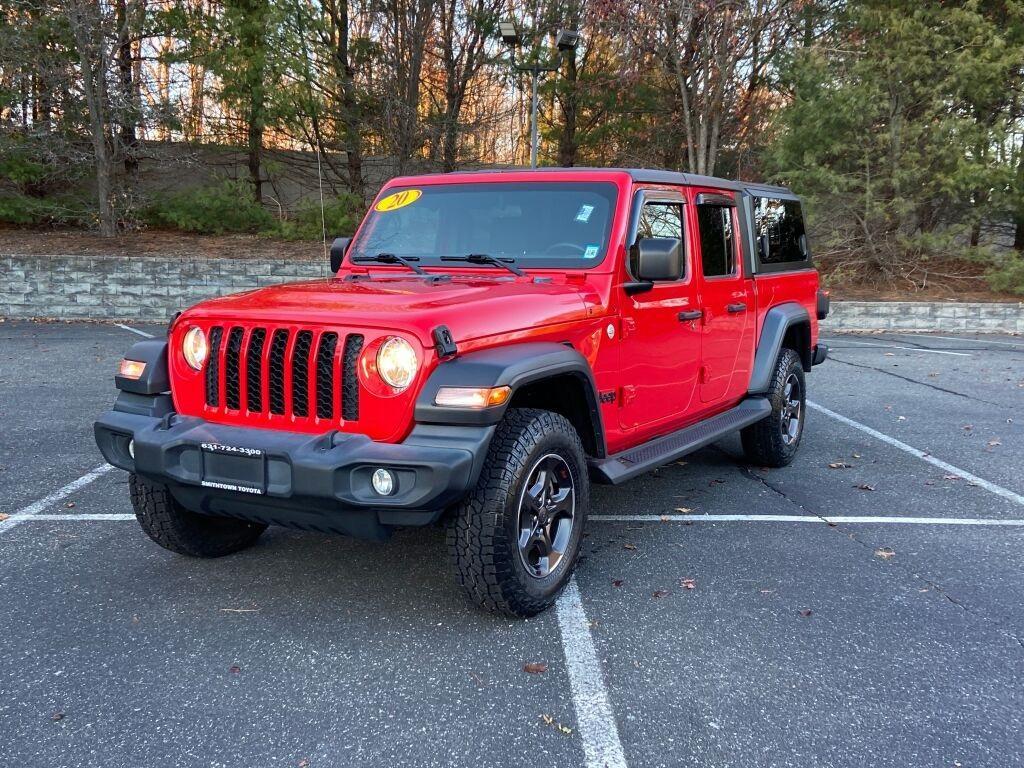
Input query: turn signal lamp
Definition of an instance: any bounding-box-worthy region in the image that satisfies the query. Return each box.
[435,386,511,409]
[119,359,146,380]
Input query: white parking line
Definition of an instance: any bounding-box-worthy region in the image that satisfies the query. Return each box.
[7,513,134,521]
[590,514,1024,525]
[808,401,1024,507]
[116,323,155,338]
[822,339,970,357]
[555,578,628,768]
[0,465,114,534]
[895,334,1024,349]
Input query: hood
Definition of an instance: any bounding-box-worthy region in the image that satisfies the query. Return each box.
[183,274,594,344]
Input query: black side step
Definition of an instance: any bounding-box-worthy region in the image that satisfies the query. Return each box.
[588,397,771,485]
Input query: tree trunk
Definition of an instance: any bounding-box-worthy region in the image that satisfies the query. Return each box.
[557,51,579,167]
[115,0,139,177]
[335,0,363,198]
[69,1,117,236]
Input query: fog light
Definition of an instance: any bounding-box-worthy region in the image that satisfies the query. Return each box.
[127,439,135,459]
[372,468,395,496]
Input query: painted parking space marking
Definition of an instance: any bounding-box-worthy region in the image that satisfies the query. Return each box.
[0,465,114,534]
[590,514,1024,526]
[807,401,1024,507]
[6,513,135,522]
[116,323,155,338]
[555,578,628,768]
[894,334,1024,349]
[821,338,970,357]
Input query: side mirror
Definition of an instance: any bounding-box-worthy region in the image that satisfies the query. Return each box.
[329,237,351,273]
[633,237,683,282]
[758,233,770,261]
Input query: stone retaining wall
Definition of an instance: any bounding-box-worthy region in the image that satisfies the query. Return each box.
[1,254,328,322]
[2,254,1022,332]
[823,300,1023,333]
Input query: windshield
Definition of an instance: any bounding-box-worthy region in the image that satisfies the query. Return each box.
[350,182,618,269]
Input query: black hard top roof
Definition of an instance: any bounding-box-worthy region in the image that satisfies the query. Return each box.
[416,166,794,197]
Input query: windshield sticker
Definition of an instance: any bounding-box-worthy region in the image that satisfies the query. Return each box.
[575,204,595,223]
[375,189,422,212]
[583,245,600,259]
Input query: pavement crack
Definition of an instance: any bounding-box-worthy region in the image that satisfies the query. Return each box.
[828,355,1008,408]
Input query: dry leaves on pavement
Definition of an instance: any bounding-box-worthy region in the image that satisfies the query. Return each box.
[875,548,896,560]
[523,662,548,674]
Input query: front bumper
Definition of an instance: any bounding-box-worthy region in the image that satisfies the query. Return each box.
[95,397,493,540]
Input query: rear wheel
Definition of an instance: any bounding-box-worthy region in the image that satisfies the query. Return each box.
[129,474,266,558]
[741,348,806,467]
[447,408,588,618]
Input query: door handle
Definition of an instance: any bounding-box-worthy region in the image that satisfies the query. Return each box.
[678,310,703,322]
[726,303,747,314]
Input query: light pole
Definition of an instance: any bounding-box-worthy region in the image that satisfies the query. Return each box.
[499,23,581,169]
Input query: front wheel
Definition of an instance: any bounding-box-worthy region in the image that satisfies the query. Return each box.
[447,408,589,618]
[741,348,806,467]
[129,474,266,558]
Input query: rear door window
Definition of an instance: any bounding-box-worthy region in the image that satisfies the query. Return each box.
[753,197,808,267]
[696,204,736,278]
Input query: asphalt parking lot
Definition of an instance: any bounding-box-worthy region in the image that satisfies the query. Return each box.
[2,320,1023,768]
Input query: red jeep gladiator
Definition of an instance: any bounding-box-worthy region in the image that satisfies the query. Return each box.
[95,168,828,617]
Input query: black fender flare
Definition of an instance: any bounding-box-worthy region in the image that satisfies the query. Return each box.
[415,342,606,455]
[748,303,811,394]
[116,340,170,395]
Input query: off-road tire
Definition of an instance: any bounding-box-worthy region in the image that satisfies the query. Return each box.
[741,348,806,468]
[129,474,266,557]
[447,408,589,618]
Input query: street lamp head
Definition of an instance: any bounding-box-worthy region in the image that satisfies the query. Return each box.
[499,21,521,47]
[555,28,581,52]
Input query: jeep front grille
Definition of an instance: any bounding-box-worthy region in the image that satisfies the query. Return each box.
[205,325,364,423]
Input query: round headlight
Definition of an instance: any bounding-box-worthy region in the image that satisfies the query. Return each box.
[182,326,209,370]
[376,337,418,390]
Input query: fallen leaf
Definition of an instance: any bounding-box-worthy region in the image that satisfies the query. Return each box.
[679,578,697,590]
[987,439,1001,447]
[229,665,242,674]
[0,513,8,522]
[962,424,973,431]
[943,474,960,481]
[623,543,637,551]
[897,416,906,421]
[828,462,851,469]
[660,514,670,522]
[611,579,624,587]
[539,714,573,735]
[51,712,65,722]
[674,507,692,514]
[875,548,896,560]
[854,483,876,491]
[852,453,862,459]
[523,662,548,674]
[131,615,140,624]
[799,609,813,618]
[65,501,75,509]
[298,759,311,768]
[652,590,670,599]
[884,352,895,357]
[709,478,726,485]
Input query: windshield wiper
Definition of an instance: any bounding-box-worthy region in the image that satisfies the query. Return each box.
[350,252,427,276]
[441,253,525,277]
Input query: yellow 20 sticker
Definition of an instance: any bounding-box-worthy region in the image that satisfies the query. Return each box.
[375,189,422,212]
